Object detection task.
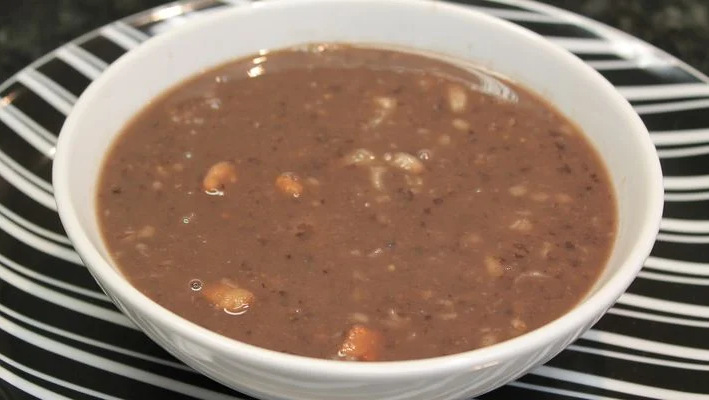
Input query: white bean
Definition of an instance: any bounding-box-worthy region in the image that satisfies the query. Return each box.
[386,152,425,174]
[343,148,376,166]
[447,85,468,113]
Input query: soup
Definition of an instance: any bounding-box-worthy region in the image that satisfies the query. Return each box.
[97,45,616,361]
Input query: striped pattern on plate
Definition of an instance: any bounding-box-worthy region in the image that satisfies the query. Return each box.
[1,0,708,398]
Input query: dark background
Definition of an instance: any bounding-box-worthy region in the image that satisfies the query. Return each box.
[0,0,708,80]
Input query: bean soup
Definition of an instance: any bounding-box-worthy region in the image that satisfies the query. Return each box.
[97,45,616,361]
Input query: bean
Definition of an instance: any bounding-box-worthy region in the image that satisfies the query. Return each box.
[338,325,382,361]
[202,161,237,195]
[275,173,304,198]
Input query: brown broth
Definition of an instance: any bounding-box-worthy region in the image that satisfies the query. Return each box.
[97,45,617,361]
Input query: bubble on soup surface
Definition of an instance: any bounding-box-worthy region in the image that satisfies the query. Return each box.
[189,279,203,291]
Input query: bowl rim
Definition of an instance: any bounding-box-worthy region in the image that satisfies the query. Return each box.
[53,0,664,379]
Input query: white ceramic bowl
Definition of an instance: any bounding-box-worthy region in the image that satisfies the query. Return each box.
[53,0,663,399]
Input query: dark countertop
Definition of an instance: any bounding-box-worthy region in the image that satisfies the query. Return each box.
[1,0,708,80]
[546,0,709,73]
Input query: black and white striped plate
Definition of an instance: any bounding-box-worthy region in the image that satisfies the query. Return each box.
[1,0,708,399]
